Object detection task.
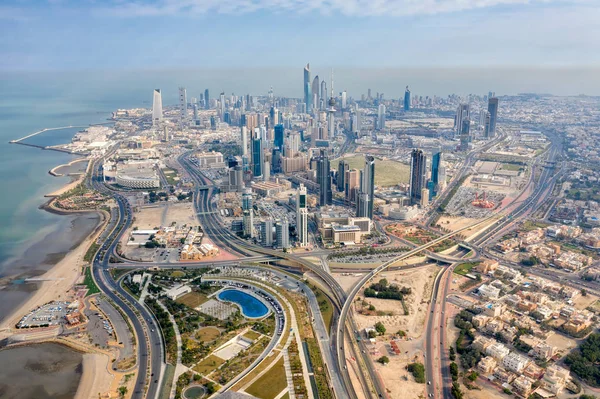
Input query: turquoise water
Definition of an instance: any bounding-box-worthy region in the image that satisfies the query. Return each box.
[218,289,269,318]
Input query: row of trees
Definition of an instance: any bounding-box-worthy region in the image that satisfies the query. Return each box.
[364,278,411,301]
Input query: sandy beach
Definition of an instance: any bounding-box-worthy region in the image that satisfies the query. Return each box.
[0,207,106,334]
[75,353,115,399]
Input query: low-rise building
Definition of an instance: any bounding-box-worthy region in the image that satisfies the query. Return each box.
[166,284,192,300]
[542,365,570,395]
[502,352,530,373]
[512,375,534,397]
[477,356,497,374]
[486,342,510,361]
[479,284,501,300]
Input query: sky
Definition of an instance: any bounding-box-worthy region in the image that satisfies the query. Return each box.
[0,0,599,71]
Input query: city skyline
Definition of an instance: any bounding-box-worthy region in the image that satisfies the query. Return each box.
[1,1,600,71]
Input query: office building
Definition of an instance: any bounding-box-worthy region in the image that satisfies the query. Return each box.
[456,103,470,136]
[241,126,248,156]
[152,89,163,125]
[304,63,312,110]
[409,149,427,205]
[163,126,169,142]
[337,160,349,192]
[430,150,442,197]
[275,220,290,249]
[345,169,360,203]
[312,76,320,112]
[242,189,254,238]
[274,124,284,150]
[320,80,327,110]
[404,86,411,111]
[341,90,347,109]
[219,92,226,119]
[178,87,187,123]
[317,149,332,206]
[356,156,376,219]
[204,89,209,110]
[486,97,499,137]
[260,219,273,247]
[377,104,386,131]
[252,135,264,178]
[296,184,309,247]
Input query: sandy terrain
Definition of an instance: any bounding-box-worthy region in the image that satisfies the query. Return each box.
[333,273,366,294]
[573,293,598,310]
[465,387,507,399]
[75,353,115,399]
[0,211,106,335]
[374,348,426,399]
[354,265,439,338]
[131,202,196,230]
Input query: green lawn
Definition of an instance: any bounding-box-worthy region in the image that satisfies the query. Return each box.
[193,355,225,375]
[177,291,209,309]
[521,220,550,232]
[499,163,524,172]
[246,357,287,399]
[162,168,180,185]
[83,241,100,262]
[332,155,409,187]
[83,266,100,295]
[244,330,261,341]
[453,262,480,276]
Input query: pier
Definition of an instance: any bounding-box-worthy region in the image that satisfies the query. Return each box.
[9,125,87,143]
[9,123,111,154]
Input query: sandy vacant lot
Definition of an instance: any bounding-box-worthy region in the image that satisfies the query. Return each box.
[132,202,196,230]
[333,273,366,294]
[354,265,439,338]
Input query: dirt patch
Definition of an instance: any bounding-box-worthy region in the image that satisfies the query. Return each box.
[354,265,439,338]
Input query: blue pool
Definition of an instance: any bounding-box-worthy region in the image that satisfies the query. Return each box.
[217,289,269,318]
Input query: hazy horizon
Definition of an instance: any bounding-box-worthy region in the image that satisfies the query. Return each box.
[3,67,600,100]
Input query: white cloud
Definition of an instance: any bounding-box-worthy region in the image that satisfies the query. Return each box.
[94,0,565,17]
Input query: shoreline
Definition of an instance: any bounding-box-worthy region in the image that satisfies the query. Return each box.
[0,172,116,397]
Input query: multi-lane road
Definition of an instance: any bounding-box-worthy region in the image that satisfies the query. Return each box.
[88,158,164,399]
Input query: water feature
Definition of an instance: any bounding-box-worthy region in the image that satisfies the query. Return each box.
[217,289,269,318]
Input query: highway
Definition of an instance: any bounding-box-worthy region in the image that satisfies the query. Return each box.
[88,157,164,399]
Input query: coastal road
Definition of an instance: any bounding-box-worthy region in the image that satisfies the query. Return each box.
[89,159,163,399]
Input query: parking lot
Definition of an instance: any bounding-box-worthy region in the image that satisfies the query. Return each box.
[17,301,72,328]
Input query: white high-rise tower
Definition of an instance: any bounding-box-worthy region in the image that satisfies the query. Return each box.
[152,89,163,126]
[296,184,308,247]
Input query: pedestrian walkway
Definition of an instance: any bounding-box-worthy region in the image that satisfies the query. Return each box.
[282,350,296,399]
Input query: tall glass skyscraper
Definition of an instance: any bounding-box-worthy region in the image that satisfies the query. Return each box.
[274,124,285,150]
[430,150,442,198]
[204,88,210,110]
[486,97,499,137]
[317,149,332,206]
[296,184,308,247]
[252,136,264,178]
[357,156,376,219]
[404,86,411,111]
[303,63,312,110]
[409,149,427,205]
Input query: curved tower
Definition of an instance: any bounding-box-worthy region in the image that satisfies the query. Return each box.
[152,89,163,126]
[303,63,312,110]
[312,75,320,113]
